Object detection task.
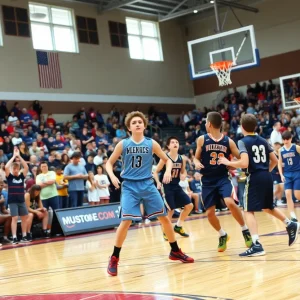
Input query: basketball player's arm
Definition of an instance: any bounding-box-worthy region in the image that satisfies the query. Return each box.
[296,145,300,154]
[106,141,122,189]
[181,155,188,175]
[277,151,285,182]
[229,139,241,159]
[153,159,165,189]
[152,141,172,184]
[194,136,205,169]
[218,140,249,169]
[269,152,278,172]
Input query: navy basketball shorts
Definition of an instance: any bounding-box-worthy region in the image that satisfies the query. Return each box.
[201,175,237,210]
[284,172,300,191]
[163,184,192,210]
[243,170,274,212]
[272,173,282,185]
[120,179,167,221]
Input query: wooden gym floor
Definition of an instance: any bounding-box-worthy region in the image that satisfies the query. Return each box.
[1,205,300,300]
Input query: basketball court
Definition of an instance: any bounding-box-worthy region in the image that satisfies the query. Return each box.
[1,205,300,300]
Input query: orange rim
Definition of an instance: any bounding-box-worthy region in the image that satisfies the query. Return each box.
[210,60,233,69]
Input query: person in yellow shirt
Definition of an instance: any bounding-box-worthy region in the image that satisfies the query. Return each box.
[55,166,69,209]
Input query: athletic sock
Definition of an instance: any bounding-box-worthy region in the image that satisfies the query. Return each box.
[112,246,121,258]
[290,212,297,219]
[170,241,180,252]
[22,232,27,238]
[284,218,291,226]
[176,220,182,227]
[241,225,248,231]
[13,235,17,239]
[252,234,259,244]
[218,228,226,237]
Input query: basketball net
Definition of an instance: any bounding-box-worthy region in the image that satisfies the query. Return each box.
[210,33,248,86]
[210,61,233,86]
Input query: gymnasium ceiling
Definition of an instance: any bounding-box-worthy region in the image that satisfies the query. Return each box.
[61,0,260,22]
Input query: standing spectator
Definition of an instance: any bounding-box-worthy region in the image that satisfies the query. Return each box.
[55,167,69,208]
[36,161,59,210]
[270,121,283,145]
[0,101,9,122]
[95,165,110,204]
[5,147,30,244]
[33,100,43,117]
[86,171,99,205]
[63,152,88,207]
[25,185,50,240]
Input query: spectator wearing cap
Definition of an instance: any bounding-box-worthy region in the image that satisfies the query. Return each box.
[63,152,88,207]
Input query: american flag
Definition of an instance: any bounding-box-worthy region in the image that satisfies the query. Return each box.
[36,51,62,89]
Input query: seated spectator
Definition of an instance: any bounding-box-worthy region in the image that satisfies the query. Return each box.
[20,108,33,127]
[70,116,80,134]
[85,155,96,174]
[0,178,12,244]
[95,129,108,149]
[52,133,65,152]
[3,137,13,158]
[21,129,33,146]
[25,185,50,240]
[12,132,22,146]
[46,113,56,129]
[116,125,127,139]
[85,142,97,158]
[246,103,256,114]
[11,102,21,118]
[220,108,229,122]
[19,142,31,162]
[0,124,9,139]
[61,153,70,169]
[0,150,8,164]
[5,121,14,135]
[27,105,38,119]
[32,115,40,129]
[93,148,105,166]
[8,111,18,127]
[80,128,94,153]
[29,141,42,157]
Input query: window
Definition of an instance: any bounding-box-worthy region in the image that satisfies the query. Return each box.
[125,18,163,61]
[108,21,128,48]
[29,3,78,53]
[76,16,99,45]
[2,6,30,37]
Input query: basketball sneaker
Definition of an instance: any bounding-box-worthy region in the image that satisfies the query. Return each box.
[239,241,265,257]
[12,238,18,245]
[291,218,298,222]
[169,249,194,263]
[174,225,189,237]
[242,229,252,248]
[286,221,300,246]
[107,256,119,276]
[163,232,168,241]
[218,234,230,252]
[27,233,33,242]
[20,236,30,243]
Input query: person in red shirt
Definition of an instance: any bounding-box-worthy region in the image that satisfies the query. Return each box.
[220,108,229,122]
[27,105,38,119]
[6,122,14,135]
[46,114,56,129]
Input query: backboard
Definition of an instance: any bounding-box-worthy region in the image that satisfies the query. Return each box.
[279,73,300,110]
[188,25,259,80]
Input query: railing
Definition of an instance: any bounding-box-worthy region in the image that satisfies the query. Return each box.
[147,124,165,140]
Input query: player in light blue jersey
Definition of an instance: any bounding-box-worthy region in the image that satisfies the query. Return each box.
[106,111,194,276]
[278,130,300,222]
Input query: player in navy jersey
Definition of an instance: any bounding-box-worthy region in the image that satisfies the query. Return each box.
[106,112,194,276]
[219,114,299,257]
[194,112,252,252]
[153,136,193,241]
[272,142,284,206]
[278,130,300,222]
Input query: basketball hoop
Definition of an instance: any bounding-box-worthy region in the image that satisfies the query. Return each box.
[210,60,234,86]
[294,97,300,105]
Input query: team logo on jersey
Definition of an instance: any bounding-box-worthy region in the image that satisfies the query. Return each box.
[12,178,22,184]
[126,146,149,154]
[205,144,227,152]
